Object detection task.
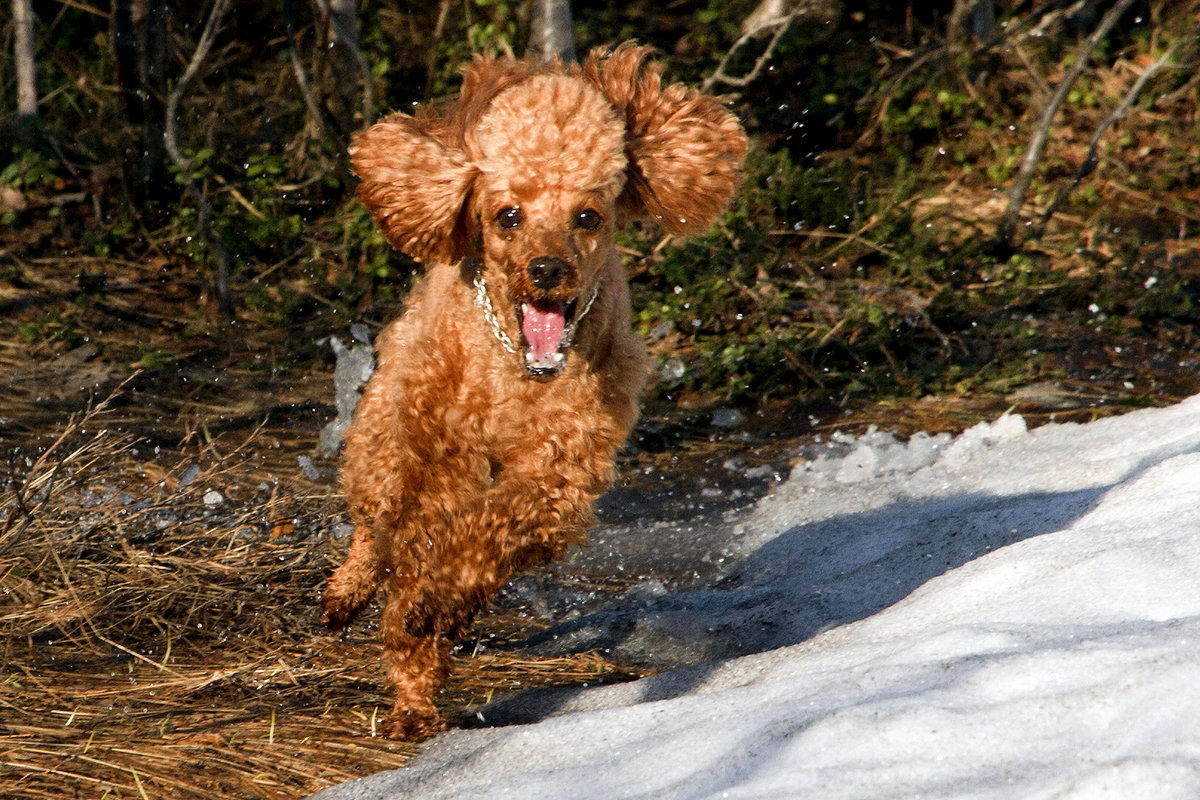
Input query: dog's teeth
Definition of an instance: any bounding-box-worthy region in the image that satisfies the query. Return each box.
[553,353,565,364]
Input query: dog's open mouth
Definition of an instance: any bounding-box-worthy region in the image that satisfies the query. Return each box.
[516,298,579,377]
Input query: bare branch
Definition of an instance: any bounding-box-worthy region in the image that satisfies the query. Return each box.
[424,0,454,102]
[997,0,1139,247]
[1037,24,1200,231]
[283,0,335,144]
[163,0,235,317]
[701,0,837,94]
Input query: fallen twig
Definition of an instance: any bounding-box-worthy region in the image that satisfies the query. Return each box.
[0,373,138,556]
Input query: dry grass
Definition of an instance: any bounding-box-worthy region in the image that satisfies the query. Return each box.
[0,382,643,799]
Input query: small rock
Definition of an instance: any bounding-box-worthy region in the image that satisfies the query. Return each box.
[180,464,201,486]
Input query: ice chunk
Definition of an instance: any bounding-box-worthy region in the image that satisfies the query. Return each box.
[320,332,376,453]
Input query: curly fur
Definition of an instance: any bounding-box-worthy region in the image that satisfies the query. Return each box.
[321,42,747,740]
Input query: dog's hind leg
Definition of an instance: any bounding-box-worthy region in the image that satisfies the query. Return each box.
[379,579,451,740]
[320,523,379,631]
[373,531,532,740]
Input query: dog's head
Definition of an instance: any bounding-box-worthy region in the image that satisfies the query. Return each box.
[351,43,747,377]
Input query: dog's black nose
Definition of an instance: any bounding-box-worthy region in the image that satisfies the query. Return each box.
[527,257,571,291]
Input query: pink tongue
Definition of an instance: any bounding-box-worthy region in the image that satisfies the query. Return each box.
[522,302,566,361]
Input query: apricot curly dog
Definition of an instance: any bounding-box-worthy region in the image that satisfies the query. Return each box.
[320,42,746,740]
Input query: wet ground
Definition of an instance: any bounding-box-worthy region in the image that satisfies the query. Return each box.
[3,323,1196,800]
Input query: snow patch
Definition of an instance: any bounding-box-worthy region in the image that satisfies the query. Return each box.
[309,395,1200,800]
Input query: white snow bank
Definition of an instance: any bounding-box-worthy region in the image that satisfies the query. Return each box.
[309,395,1200,800]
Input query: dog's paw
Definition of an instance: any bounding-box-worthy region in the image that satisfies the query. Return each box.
[319,594,356,632]
[382,706,445,741]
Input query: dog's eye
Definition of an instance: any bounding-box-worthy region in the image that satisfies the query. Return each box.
[497,207,523,229]
[576,209,602,231]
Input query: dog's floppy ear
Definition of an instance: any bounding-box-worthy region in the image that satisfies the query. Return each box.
[585,42,747,235]
[350,114,478,265]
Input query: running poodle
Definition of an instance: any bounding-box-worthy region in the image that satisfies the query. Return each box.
[321,42,746,739]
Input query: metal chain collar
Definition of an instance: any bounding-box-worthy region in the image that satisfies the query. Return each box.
[472,273,600,356]
[473,272,518,354]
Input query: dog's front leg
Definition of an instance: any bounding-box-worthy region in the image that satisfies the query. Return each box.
[320,522,378,630]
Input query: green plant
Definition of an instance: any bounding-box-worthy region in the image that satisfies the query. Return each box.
[1,146,58,191]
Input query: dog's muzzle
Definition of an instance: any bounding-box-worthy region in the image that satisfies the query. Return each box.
[472,270,599,379]
[517,297,576,376]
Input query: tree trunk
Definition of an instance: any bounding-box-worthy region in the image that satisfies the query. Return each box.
[947,0,995,43]
[14,0,38,117]
[316,0,371,136]
[142,1,169,173]
[526,0,575,63]
[970,1,995,39]
[328,0,358,134]
[113,0,169,215]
